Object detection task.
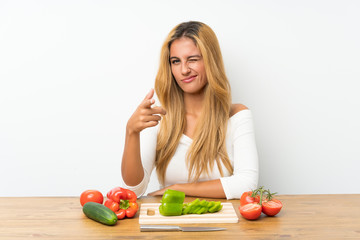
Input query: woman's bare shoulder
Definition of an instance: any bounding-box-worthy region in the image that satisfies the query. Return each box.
[230,104,249,117]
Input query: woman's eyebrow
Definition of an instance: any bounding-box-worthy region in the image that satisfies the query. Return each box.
[170,55,201,60]
[188,55,201,58]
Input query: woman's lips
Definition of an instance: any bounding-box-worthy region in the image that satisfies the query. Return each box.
[182,75,197,83]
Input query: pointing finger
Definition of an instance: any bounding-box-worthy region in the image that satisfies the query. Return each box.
[141,98,155,109]
[144,88,154,100]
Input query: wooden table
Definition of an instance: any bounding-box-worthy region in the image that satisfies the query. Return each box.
[0,194,359,239]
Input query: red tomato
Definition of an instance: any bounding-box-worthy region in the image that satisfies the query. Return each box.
[262,199,283,216]
[80,190,104,206]
[239,203,262,220]
[240,191,260,206]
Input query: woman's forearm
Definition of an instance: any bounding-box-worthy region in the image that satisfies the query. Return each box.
[121,131,144,186]
[149,179,226,199]
[121,89,166,186]
[175,180,226,198]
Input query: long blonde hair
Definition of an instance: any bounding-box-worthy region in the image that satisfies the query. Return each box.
[155,21,233,185]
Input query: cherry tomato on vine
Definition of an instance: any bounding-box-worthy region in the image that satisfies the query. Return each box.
[262,199,283,216]
[80,190,104,206]
[239,203,262,220]
[240,191,260,206]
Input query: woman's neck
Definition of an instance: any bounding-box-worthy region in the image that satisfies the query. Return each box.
[182,92,205,139]
[183,92,205,117]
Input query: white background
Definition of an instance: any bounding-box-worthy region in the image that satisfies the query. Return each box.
[1,0,359,197]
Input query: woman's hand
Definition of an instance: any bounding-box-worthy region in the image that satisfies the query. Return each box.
[126,89,166,135]
[121,89,166,186]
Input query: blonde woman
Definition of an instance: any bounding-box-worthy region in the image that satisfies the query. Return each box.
[121,21,258,199]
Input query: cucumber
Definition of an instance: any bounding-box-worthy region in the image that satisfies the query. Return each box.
[83,202,118,226]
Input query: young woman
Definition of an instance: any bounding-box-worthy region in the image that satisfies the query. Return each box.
[121,21,258,199]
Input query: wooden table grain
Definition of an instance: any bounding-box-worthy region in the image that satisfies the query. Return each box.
[0,194,359,239]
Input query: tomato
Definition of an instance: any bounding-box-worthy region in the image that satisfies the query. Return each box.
[80,190,104,206]
[262,199,283,216]
[240,191,260,206]
[239,203,262,220]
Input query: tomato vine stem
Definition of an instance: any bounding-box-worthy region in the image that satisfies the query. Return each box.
[251,186,278,205]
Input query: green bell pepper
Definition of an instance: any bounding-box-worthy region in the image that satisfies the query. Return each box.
[159,189,185,216]
[158,189,223,216]
[182,198,223,214]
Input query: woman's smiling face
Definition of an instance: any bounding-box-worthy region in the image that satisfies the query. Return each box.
[169,37,208,95]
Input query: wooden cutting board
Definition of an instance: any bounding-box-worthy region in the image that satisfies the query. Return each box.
[139,202,238,224]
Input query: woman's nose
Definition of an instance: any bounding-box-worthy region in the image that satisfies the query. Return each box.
[181,62,191,75]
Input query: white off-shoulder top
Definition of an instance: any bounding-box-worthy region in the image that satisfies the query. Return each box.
[121,109,259,199]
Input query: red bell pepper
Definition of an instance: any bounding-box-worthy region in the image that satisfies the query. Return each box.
[104,187,138,219]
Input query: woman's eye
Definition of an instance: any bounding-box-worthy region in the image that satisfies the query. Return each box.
[189,58,198,62]
[171,59,180,64]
